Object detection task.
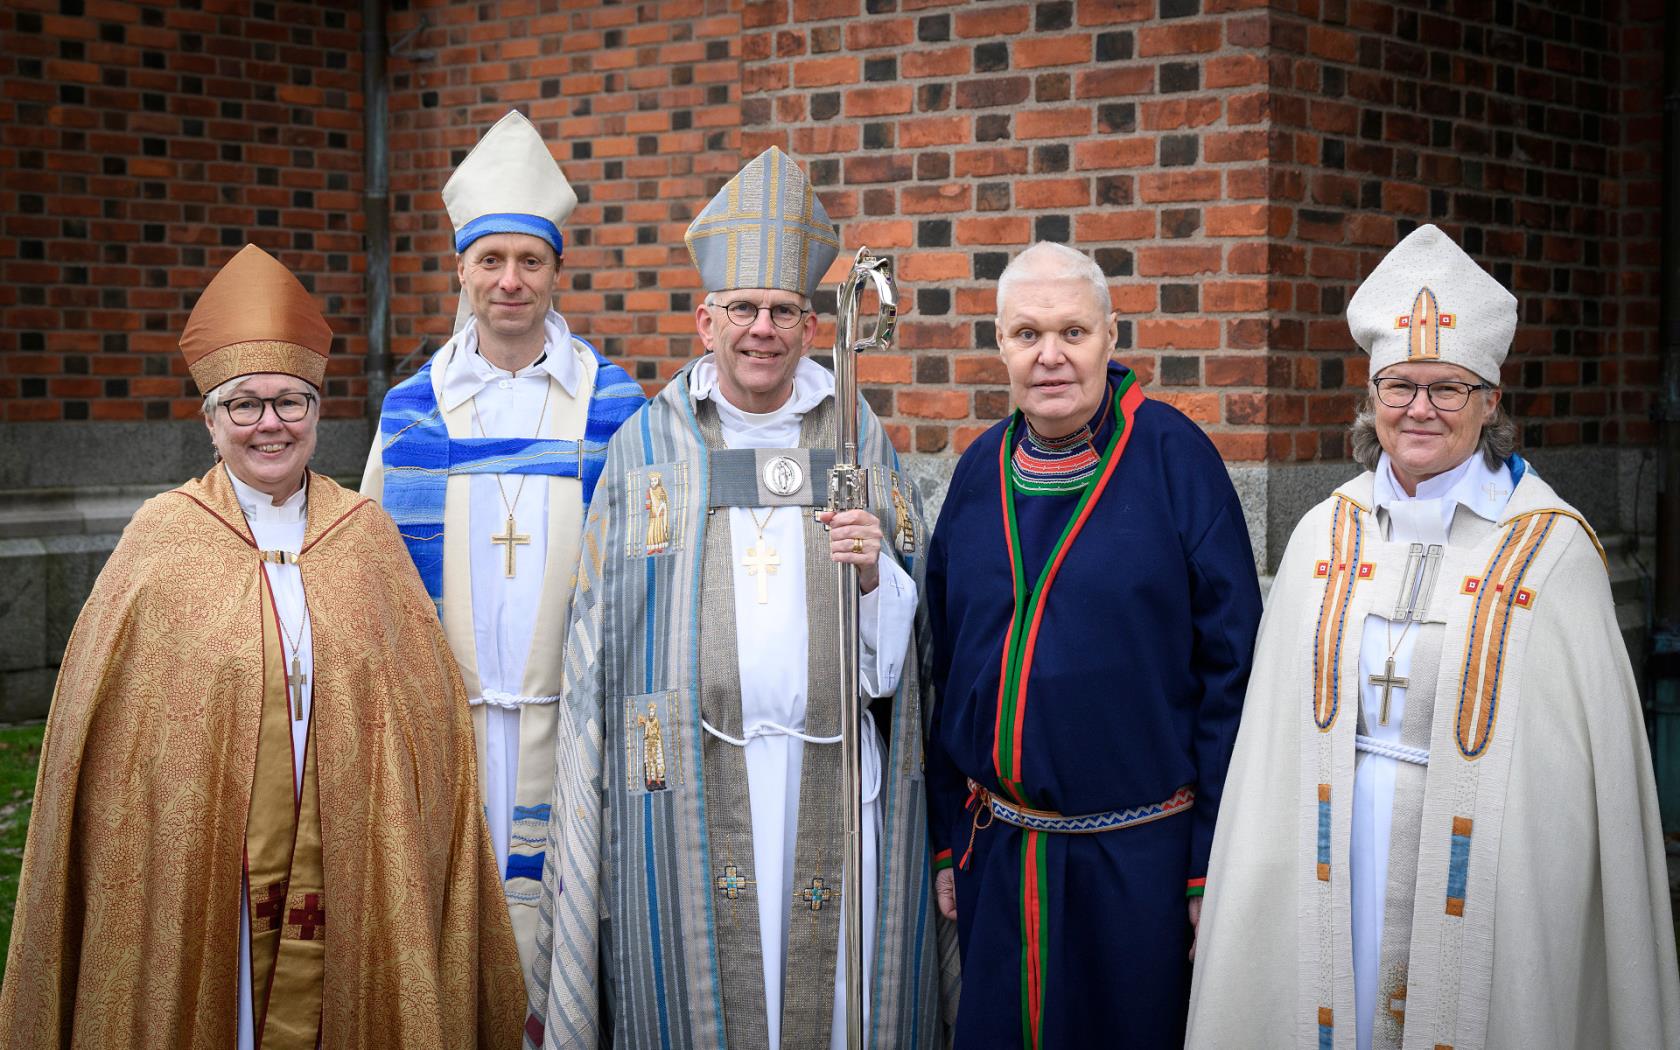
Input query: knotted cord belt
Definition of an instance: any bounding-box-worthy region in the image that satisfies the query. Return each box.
[958,779,1196,868]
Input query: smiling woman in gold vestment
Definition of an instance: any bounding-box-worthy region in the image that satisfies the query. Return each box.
[0,245,525,1049]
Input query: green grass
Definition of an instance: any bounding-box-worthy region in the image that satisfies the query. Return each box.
[0,723,45,987]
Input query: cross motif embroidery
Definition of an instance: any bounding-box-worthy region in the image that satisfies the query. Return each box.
[797,875,838,913]
[1394,286,1455,359]
[716,863,753,900]
[1314,559,1373,582]
[252,880,287,934]
[1462,577,1535,608]
[285,893,325,941]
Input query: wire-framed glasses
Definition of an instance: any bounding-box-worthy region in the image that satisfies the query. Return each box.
[222,392,317,425]
[1372,377,1488,412]
[712,300,808,329]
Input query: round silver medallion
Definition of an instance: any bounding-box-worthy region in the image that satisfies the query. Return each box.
[762,455,804,497]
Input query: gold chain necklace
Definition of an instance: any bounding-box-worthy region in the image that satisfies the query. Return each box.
[470,373,552,578]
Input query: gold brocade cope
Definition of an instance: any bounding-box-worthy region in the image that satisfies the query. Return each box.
[0,466,524,1049]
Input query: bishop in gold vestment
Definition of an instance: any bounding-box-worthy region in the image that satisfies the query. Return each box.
[0,245,524,1049]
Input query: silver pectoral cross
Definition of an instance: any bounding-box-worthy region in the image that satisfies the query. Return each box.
[286,654,308,723]
[1370,656,1409,726]
[491,514,530,577]
[741,542,779,604]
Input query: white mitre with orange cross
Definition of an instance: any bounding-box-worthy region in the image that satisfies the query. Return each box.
[1346,223,1516,385]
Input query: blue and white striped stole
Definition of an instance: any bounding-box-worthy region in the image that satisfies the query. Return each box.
[377,339,645,610]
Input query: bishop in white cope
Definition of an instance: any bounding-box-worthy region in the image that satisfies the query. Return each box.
[363,110,644,998]
[1187,224,1680,1050]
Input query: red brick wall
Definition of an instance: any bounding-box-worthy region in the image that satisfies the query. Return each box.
[384,0,745,390]
[0,0,367,423]
[1,0,1663,468]
[1264,0,1664,460]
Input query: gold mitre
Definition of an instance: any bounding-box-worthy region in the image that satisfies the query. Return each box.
[179,244,333,393]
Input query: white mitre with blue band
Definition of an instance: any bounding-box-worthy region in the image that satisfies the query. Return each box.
[684,146,840,300]
[444,110,576,256]
[1347,223,1515,385]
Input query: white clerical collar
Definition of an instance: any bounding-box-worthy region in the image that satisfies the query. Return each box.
[688,354,834,416]
[1373,450,1511,539]
[226,464,307,524]
[439,309,579,411]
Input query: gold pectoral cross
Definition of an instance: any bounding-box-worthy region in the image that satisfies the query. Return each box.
[491,514,530,578]
[1370,656,1409,726]
[742,542,779,604]
[286,654,308,723]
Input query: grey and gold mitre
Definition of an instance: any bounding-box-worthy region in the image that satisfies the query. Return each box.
[684,146,840,299]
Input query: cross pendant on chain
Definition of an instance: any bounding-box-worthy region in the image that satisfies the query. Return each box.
[1370,656,1408,726]
[491,514,530,578]
[286,654,308,723]
[741,542,779,604]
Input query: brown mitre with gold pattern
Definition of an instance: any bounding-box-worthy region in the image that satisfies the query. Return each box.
[179,243,333,393]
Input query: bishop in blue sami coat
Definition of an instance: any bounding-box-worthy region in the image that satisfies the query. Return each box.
[925,240,1262,1049]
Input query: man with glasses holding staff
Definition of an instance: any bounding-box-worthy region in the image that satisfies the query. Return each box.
[523,146,947,1049]
[1188,224,1679,1050]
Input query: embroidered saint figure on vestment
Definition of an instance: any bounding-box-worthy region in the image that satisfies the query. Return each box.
[637,702,667,792]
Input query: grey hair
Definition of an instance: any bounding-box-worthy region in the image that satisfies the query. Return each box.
[201,375,320,418]
[1350,390,1518,472]
[995,241,1112,319]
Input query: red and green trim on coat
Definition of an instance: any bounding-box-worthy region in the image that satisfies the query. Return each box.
[991,373,1145,1050]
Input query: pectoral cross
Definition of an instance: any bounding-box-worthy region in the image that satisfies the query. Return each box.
[491,515,530,578]
[1369,657,1409,726]
[741,542,779,604]
[286,654,307,723]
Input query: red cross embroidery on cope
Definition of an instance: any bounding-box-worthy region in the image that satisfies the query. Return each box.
[285,893,325,941]
[252,881,287,933]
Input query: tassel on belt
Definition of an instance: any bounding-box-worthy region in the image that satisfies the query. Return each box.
[959,780,1196,869]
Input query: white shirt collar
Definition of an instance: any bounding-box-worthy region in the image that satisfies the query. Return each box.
[226,464,307,524]
[688,354,833,414]
[1373,450,1512,539]
[439,309,580,411]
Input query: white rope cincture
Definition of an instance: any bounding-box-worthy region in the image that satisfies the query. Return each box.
[1355,734,1429,766]
[701,710,883,803]
[469,688,563,709]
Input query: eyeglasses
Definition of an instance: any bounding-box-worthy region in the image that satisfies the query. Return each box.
[221,392,317,426]
[1372,377,1489,412]
[711,300,808,329]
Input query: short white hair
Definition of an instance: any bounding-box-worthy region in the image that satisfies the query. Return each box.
[995,242,1112,319]
[201,374,320,417]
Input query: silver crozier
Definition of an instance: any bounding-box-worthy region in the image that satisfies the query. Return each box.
[827,246,897,1049]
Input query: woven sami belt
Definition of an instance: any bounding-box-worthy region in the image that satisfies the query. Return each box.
[959,781,1196,866]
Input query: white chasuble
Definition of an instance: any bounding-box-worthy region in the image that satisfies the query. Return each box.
[359,310,594,994]
[695,357,916,1050]
[227,469,312,1050]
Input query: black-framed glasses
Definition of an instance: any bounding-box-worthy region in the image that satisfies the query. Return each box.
[712,300,808,329]
[221,392,317,426]
[1373,378,1489,412]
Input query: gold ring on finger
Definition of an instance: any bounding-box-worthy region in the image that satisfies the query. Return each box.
[851,537,864,554]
